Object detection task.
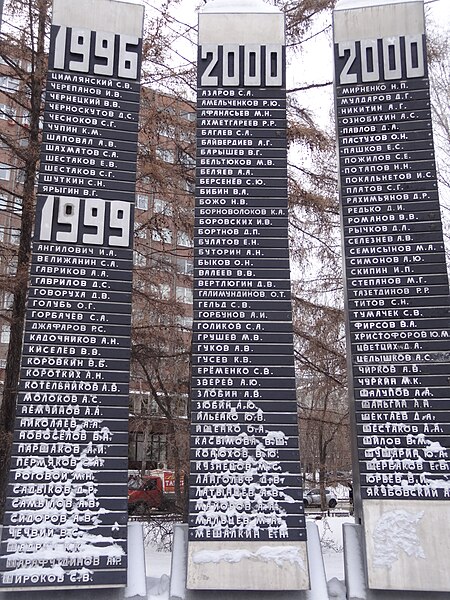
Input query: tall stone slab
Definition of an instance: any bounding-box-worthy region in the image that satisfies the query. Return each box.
[334,0,450,593]
[187,0,309,591]
[0,0,143,591]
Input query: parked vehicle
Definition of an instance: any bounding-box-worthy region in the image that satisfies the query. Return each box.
[128,476,164,515]
[128,473,179,515]
[303,488,338,509]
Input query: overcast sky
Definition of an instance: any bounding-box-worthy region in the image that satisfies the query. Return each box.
[132,0,448,126]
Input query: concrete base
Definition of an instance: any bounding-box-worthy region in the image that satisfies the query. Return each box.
[362,500,449,593]
[169,523,329,600]
[187,539,310,591]
[343,523,449,600]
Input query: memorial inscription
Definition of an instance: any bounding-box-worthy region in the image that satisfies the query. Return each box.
[0,0,143,590]
[335,29,450,501]
[188,41,307,545]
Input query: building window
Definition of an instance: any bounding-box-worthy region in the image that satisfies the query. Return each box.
[7,259,17,275]
[150,252,172,271]
[179,151,195,168]
[152,228,173,244]
[153,197,172,216]
[148,434,168,465]
[176,286,193,304]
[133,251,146,267]
[159,283,171,299]
[20,112,30,127]
[156,147,174,163]
[0,194,7,210]
[134,222,147,238]
[128,432,168,466]
[0,164,11,181]
[150,282,171,299]
[16,170,25,184]
[0,76,19,92]
[136,193,149,210]
[10,229,20,245]
[0,104,15,120]
[181,111,196,122]
[130,391,163,416]
[1,325,10,344]
[134,278,146,292]
[158,124,175,138]
[2,292,13,309]
[176,257,193,276]
[0,227,4,241]
[177,230,193,247]
[178,315,193,329]
[184,180,195,194]
[12,197,21,214]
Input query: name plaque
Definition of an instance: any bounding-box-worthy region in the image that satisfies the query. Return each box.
[0,0,143,591]
[335,31,450,502]
[334,0,449,592]
[187,1,309,592]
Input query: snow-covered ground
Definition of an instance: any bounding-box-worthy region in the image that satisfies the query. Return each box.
[134,515,353,600]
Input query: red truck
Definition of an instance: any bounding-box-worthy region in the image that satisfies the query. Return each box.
[128,475,163,515]
[128,472,179,515]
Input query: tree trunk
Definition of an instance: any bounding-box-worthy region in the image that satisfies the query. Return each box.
[0,0,47,519]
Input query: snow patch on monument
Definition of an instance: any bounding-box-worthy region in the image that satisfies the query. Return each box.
[192,545,307,569]
[372,509,425,569]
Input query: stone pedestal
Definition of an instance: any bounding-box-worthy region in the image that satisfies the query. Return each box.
[170,522,329,600]
[343,523,449,600]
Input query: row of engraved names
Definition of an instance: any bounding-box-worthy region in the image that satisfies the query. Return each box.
[195,179,437,201]
[187,528,306,542]
[359,484,449,501]
[336,107,431,129]
[338,124,432,147]
[335,77,429,98]
[43,100,139,130]
[7,463,132,485]
[0,567,127,588]
[336,98,430,118]
[0,554,126,577]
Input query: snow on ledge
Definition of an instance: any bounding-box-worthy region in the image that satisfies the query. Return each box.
[335,0,422,10]
[192,546,307,569]
[200,0,279,14]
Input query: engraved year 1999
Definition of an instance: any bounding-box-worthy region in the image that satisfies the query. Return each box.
[38,196,131,247]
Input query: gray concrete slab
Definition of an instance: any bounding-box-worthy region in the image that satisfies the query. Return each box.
[343,523,449,600]
[170,523,329,600]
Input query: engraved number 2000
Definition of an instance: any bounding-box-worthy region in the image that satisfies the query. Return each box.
[200,44,283,87]
[39,196,131,247]
[338,34,425,84]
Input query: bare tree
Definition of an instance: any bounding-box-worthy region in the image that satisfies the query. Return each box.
[293,291,350,508]
[427,24,450,263]
[0,0,50,517]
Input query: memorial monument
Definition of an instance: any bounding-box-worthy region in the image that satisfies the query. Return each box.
[185,0,311,593]
[333,0,450,596]
[0,0,143,591]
